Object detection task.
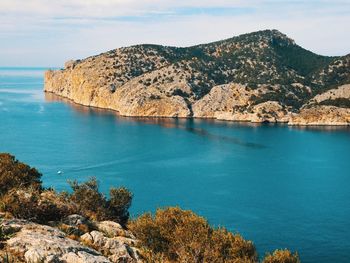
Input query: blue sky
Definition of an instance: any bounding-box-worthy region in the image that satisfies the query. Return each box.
[0,0,349,66]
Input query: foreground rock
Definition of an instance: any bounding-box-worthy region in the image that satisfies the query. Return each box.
[81,231,139,262]
[44,30,350,125]
[0,218,141,263]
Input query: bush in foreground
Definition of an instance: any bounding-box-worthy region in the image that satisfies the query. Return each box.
[0,188,67,223]
[69,178,132,224]
[0,153,132,225]
[129,207,258,262]
[0,153,41,195]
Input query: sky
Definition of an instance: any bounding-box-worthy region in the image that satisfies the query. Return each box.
[0,0,349,67]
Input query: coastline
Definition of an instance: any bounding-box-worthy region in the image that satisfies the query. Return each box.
[43,31,350,127]
[44,90,350,127]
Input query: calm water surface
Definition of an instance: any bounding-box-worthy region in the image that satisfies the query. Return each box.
[1,68,350,262]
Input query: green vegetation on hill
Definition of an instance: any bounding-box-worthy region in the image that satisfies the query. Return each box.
[271,37,334,77]
[81,29,349,110]
[0,153,300,262]
[312,55,350,93]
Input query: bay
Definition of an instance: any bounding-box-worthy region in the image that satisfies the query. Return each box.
[0,68,349,262]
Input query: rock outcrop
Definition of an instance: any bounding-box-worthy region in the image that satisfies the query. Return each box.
[288,84,350,125]
[307,84,350,106]
[44,66,192,118]
[44,30,350,125]
[192,83,290,122]
[289,106,350,126]
[0,218,141,263]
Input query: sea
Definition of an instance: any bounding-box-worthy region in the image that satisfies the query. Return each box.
[0,67,349,262]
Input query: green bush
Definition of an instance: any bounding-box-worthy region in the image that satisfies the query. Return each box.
[129,207,258,263]
[68,178,132,225]
[0,153,132,225]
[0,153,42,195]
[109,187,132,225]
[69,178,105,217]
[0,189,67,224]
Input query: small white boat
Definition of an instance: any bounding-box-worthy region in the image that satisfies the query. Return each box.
[57,170,63,175]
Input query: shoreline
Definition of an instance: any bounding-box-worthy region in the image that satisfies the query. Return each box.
[44,91,350,127]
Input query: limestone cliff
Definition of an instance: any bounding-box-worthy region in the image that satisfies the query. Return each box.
[44,30,350,125]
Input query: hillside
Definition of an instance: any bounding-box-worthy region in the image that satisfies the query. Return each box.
[44,29,350,125]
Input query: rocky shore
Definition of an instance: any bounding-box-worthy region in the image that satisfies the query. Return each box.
[44,30,350,125]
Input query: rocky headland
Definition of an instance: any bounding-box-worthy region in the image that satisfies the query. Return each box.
[44,30,350,125]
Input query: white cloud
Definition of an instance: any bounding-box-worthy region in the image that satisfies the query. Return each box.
[0,0,349,66]
[0,0,249,17]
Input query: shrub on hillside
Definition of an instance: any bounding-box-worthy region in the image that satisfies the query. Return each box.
[0,153,42,195]
[69,178,132,225]
[109,187,132,225]
[0,189,70,224]
[263,249,300,263]
[69,178,105,218]
[129,207,258,263]
[0,153,132,225]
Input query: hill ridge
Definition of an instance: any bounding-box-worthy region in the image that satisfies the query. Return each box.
[44,30,350,125]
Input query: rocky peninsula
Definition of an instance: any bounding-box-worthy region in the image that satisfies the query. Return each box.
[44,30,350,125]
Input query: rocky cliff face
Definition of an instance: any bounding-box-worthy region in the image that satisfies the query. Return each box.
[44,30,350,125]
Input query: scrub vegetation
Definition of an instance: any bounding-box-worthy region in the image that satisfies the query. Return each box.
[0,153,300,262]
[0,153,132,225]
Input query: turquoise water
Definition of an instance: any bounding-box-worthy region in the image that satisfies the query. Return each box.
[1,68,350,262]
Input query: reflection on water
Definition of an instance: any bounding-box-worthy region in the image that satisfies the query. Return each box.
[185,126,266,148]
[45,92,116,116]
[46,92,350,133]
[46,91,350,147]
[289,125,350,132]
[45,92,266,148]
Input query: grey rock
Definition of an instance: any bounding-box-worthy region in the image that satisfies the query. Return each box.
[1,219,111,263]
[63,214,89,226]
[80,230,140,263]
[97,221,135,238]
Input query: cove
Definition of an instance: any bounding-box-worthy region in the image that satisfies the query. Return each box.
[1,68,350,262]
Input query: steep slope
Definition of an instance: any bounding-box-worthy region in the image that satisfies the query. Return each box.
[44,29,350,125]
